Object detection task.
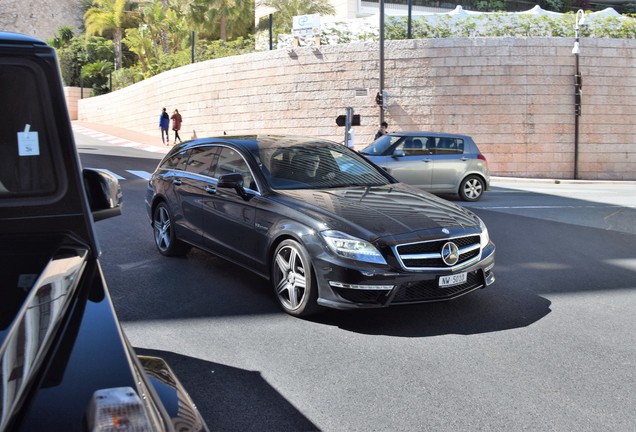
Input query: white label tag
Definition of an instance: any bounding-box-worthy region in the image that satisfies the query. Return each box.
[18,131,40,156]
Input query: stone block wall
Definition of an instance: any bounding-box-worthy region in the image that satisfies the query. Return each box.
[78,37,636,180]
[63,86,91,120]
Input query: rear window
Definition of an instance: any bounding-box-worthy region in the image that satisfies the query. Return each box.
[0,60,59,200]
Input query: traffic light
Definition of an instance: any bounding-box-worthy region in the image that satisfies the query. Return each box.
[375,92,383,106]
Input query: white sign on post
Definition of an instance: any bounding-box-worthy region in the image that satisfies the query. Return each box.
[292,14,321,37]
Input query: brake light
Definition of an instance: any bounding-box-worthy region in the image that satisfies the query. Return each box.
[477,153,488,169]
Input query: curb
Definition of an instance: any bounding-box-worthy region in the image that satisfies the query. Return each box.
[491,176,636,185]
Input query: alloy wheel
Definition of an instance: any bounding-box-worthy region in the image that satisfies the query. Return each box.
[153,205,172,252]
[460,176,484,201]
[273,242,309,313]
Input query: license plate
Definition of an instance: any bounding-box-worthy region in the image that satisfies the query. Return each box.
[439,272,467,288]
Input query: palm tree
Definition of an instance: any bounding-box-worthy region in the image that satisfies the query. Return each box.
[188,0,254,41]
[123,26,155,73]
[84,0,138,70]
[49,26,76,49]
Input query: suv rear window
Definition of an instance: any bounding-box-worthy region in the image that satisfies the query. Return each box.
[0,60,58,199]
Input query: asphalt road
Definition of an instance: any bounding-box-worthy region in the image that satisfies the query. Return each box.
[77,137,636,432]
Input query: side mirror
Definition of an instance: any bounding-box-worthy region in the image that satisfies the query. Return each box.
[217,172,244,189]
[83,168,122,222]
[393,149,406,157]
[217,173,251,201]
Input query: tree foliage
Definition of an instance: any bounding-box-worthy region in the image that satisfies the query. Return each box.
[257,0,335,41]
[84,0,139,70]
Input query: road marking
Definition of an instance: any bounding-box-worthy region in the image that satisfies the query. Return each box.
[127,170,152,180]
[89,168,125,180]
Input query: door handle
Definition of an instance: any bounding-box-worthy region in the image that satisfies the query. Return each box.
[172,178,182,186]
[205,185,217,194]
[422,158,433,163]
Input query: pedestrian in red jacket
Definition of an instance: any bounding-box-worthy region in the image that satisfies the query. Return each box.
[171,109,183,144]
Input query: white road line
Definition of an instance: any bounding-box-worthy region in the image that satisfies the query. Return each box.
[127,170,152,180]
[88,168,125,180]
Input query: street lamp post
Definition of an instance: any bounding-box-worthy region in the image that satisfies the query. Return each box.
[572,9,586,180]
[379,0,385,124]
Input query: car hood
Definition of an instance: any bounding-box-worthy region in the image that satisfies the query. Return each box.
[273,184,480,240]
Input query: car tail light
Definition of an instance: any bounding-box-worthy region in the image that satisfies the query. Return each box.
[87,387,153,431]
[477,153,489,169]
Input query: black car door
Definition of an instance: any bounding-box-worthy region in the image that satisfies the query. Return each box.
[201,146,263,270]
[177,145,219,245]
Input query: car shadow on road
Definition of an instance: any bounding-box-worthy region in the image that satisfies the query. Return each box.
[308,288,551,337]
[135,348,320,432]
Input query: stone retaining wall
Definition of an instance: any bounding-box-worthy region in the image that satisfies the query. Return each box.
[64,87,91,120]
[78,37,636,180]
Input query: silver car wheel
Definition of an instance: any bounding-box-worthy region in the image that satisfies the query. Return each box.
[271,239,321,317]
[153,205,171,252]
[152,203,190,256]
[460,175,485,201]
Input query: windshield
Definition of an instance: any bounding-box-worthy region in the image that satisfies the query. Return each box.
[256,142,391,190]
[359,135,403,156]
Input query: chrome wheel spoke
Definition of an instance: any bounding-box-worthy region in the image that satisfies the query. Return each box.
[275,251,291,274]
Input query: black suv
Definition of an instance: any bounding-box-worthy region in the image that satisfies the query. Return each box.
[0,32,207,431]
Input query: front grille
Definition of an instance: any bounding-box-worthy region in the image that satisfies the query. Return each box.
[391,271,483,303]
[394,235,480,270]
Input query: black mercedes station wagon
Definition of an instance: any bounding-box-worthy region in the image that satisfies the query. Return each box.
[0,32,207,431]
[146,136,496,317]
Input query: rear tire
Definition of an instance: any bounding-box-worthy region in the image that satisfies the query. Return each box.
[271,239,320,317]
[459,175,485,201]
[152,202,191,256]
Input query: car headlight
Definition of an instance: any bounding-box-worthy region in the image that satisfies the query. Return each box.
[479,218,490,249]
[321,230,387,265]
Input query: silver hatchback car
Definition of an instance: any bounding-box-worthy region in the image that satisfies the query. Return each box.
[360,132,490,201]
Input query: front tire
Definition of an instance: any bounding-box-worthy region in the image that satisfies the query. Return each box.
[271,239,319,317]
[153,202,191,256]
[459,175,485,201]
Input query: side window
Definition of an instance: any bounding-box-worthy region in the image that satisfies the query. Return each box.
[184,146,218,176]
[0,62,57,198]
[432,138,464,155]
[163,149,190,171]
[395,137,430,156]
[213,147,256,191]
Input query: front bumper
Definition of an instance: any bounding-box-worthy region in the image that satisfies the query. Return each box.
[314,242,495,310]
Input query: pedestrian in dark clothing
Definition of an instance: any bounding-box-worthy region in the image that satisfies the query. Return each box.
[374,121,388,140]
[159,108,170,144]
[171,109,183,144]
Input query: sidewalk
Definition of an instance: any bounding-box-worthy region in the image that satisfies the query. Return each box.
[73,121,169,148]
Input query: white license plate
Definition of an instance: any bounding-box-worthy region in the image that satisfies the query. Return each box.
[439,272,467,288]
